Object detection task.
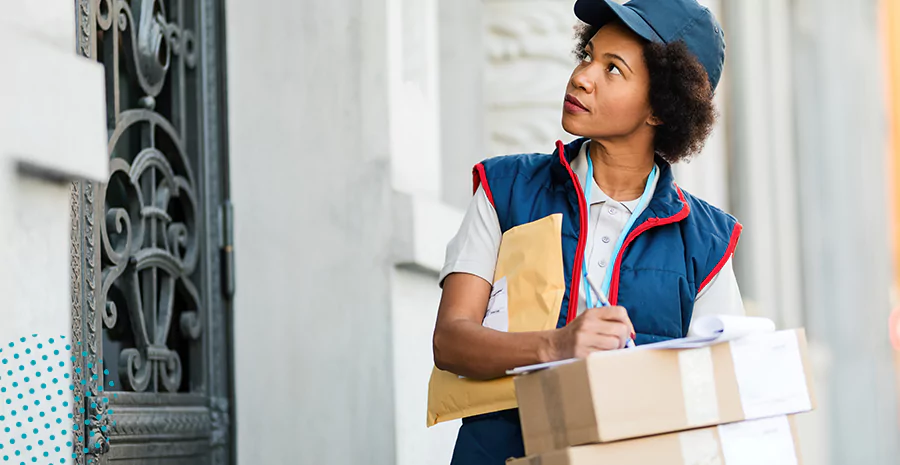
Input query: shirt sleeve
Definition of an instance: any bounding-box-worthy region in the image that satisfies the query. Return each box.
[438,186,502,287]
[687,256,745,336]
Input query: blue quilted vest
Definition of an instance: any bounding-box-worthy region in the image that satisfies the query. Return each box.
[474,138,742,342]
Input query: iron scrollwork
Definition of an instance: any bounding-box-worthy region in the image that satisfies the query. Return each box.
[72,0,228,463]
[97,0,202,396]
[100,117,203,394]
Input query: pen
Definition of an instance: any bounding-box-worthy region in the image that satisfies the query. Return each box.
[585,275,635,349]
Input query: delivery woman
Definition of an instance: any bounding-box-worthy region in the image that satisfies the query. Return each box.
[429,0,745,463]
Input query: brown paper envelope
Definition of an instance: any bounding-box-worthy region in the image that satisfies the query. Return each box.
[427,214,566,426]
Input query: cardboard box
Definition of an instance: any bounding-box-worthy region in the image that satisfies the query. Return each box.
[514,329,816,455]
[508,415,804,465]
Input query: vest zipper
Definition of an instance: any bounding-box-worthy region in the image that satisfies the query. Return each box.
[556,141,588,325]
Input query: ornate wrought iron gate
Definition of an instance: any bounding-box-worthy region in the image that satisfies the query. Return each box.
[70,0,234,463]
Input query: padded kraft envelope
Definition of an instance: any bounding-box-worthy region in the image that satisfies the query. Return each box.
[427,213,567,426]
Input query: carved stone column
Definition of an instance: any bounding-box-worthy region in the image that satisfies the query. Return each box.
[484,0,578,157]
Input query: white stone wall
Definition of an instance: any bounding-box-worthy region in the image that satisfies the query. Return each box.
[227,0,397,463]
[440,0,487,209]
[0,0,107,460]
[390,267,459,465]
[226,0,476,461]
[388,0,467,463]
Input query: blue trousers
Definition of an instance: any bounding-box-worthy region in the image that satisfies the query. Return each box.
[450,409,525,465]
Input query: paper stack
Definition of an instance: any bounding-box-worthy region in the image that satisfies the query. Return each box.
[507,316,817,464]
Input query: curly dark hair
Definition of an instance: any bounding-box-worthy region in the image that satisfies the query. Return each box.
[574,23,717,164]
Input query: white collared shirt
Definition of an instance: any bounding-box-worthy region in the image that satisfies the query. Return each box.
[440,143,745,333]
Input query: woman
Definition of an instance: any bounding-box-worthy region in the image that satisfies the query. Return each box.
[432,0,744,463]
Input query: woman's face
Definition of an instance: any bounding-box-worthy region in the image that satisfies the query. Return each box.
[561,22,656,140]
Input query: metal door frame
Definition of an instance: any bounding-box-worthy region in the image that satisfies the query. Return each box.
[70,1,234,463]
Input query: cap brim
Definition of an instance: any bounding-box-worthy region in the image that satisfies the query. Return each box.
[574,0,664,43]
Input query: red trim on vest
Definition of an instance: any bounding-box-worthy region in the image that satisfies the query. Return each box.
[609,184,692,306]
[556,140,589,325]
[472,163,495,207]
[697,222,743,293]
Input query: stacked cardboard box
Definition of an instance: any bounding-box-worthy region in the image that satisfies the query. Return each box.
[509,329,816,464]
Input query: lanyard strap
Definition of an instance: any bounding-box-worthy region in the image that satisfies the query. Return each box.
[580,145,658,309]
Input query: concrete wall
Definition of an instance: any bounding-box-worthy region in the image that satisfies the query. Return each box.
[226,0,397,463]
[389,0,473,462]
[390,267,458,465]
[440,0,487,209]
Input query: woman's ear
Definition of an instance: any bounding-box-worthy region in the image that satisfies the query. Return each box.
[647,114,663,126]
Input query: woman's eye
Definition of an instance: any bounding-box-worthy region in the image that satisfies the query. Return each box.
[608,64,622,76]
[582,54,593,64]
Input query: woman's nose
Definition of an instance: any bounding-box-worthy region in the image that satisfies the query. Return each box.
[570,67,595,94]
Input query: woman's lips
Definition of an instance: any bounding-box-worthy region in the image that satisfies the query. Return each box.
[564,94,589,113]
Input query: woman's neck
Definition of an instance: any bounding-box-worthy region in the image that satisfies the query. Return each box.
[588,139,656,202]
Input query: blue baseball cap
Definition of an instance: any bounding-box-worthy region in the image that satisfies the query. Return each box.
[574,0,726,91]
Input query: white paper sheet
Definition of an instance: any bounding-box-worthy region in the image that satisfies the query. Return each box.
[689,315,777,341]
[482,276,509,332]
[718,416,798,465]
[730,330,812,419]
[506,357,578,376]
[635,315,776,350]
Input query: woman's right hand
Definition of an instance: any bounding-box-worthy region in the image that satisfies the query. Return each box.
[548,306,635,360]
